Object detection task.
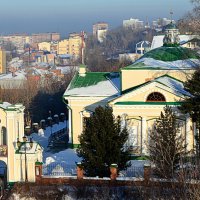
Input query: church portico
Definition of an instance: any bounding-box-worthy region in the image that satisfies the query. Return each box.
[112,100,195,151]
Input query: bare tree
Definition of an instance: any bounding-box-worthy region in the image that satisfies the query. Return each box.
[148,106,186,179]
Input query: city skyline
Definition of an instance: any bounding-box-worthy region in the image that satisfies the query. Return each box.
[0,0,192,36]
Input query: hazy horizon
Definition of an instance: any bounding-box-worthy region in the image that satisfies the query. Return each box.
[0,0,193,37]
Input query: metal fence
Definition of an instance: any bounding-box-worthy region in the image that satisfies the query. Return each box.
[43,162,77,176]
[43,162,144,178]
[119,166,144,178]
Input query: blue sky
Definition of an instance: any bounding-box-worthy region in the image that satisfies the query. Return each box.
[0,0,193,36]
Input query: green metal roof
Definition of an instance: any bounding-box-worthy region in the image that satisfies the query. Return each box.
[35,161,43,165]
[68,72,110,89]
[124,46,200,70]
[138,47,199,62]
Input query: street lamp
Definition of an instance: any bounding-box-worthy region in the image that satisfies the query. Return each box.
[17,136,33,182]
[49,110,52,135]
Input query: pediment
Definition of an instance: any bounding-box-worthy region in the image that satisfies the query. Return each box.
[109,77,189,105]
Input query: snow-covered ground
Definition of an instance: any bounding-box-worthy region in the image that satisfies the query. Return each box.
[31,120,148,177]
[31,121,80,165]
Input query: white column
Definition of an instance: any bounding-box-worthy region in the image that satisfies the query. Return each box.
[141,117,147,155]
[68,108,72,143]
[185,116,191,150]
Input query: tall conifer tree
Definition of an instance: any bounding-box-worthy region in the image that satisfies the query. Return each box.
[77,106,131,177]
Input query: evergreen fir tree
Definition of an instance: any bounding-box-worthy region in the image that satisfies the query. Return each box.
[148,106,186,178]
[180,68,200,156]
[77,106,131,177]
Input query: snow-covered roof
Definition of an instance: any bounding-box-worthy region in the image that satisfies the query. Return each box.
[64,72,120,97]
[0,71,26,80]
[17,142,42,154]
[8,57,23,69]
[0,71,27,89]
[125,46,200,70]
[56,66,78,74]
[0,102,11,109]
[151,35,198,50]
[132,57,200,70]
[154,75,191,97]
[0,102,24,111]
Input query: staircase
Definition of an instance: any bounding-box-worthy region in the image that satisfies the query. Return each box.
[48,128,69,148]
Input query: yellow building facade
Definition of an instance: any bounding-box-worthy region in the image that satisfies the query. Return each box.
[0,102,43,184]
[58,33,82,57]
[63,24,200,154]
[0,49,6,74]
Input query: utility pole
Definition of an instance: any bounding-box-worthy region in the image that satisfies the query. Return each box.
[80,31,86,64]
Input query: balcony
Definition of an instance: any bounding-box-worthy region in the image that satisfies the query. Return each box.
[0,145,7,157]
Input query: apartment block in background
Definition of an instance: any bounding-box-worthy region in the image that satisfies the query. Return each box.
[0,48,6,74]
[93,22,108,42]
[152,18,175,29]
[57,33,83,58]
[123,18,144,29]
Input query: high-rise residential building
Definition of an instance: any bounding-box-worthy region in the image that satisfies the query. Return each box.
[57,32,83,58]
[58,39,68,55]
[0,34,30,50]
[0,48,6,74]
[123,18,144,29]
[97,29,107,43]
[31,32,60,43]
[93,22,108,42]
[152,18,175,29]
[31,33,52,43]
[68,33,82,56]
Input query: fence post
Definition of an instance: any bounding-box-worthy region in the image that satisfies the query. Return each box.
[35,161,43,182]
[76,162,84,180]
[143,164,151,185]
[110,164,118,181]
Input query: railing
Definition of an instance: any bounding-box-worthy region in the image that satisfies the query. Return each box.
[48,128,69,147]
[119,166,144,178]
[43,162,144,178]
[43,162,77,176]
[0,145,7,157]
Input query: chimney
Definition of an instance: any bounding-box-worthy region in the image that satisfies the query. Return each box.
[79,64,87,77]
[12,72,16,77]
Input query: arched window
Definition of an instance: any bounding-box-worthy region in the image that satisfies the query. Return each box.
[146,92,166,102]
[1,127,7,145]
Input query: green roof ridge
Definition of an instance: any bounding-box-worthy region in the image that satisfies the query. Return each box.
[121,81,151,95]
